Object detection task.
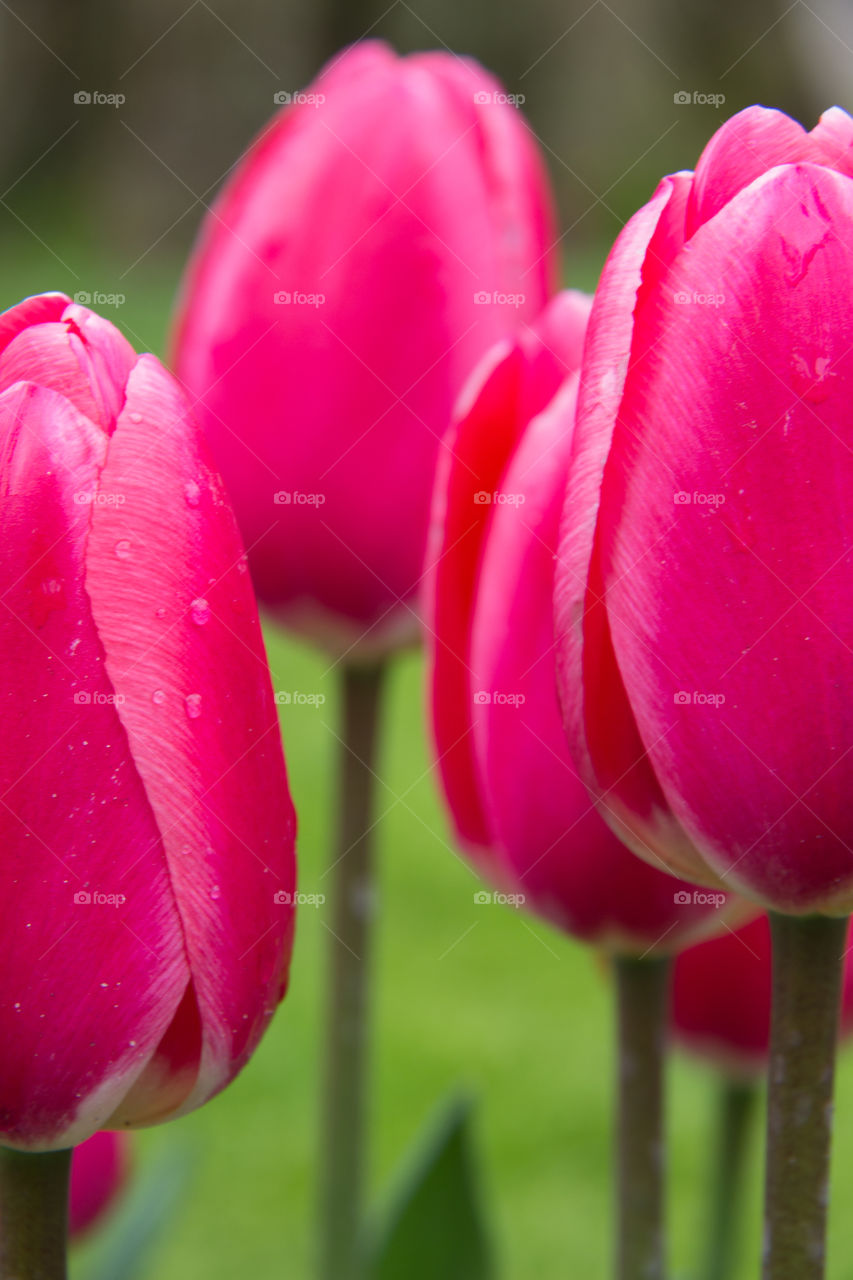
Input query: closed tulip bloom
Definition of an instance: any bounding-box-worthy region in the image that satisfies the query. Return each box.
[555,106,853,915]
[672,916,853,1076]
[69,1132,130,1238]
[0,294,296,1150]
[172,41,557,657]
[427,292,739,952]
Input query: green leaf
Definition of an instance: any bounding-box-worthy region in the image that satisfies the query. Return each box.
[366,1094,494,1280]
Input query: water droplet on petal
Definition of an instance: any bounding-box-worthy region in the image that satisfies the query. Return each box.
[184,481,201,507]
[210,884,221,900]
[114,540,132,560]
[185,693,202,719]
[129,412,143,424]
[154,607,166,619]
[190,598,210,626]
[152,689,166,706]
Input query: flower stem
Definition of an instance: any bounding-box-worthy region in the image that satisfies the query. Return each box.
[318,661,385,1280]
[0,1146,71,1279]
[762,912,848,1280]
[704,1076,759,1280]
[614,954,670,1280]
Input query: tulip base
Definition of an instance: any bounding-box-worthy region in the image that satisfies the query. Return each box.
[705,1076,759,1280]
[318,661,386,1280]
[614,954,669,1280]
[763,911,848,1280]
[0,1146,71,1279]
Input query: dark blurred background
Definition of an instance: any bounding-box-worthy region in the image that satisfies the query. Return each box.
[0,0,847,343]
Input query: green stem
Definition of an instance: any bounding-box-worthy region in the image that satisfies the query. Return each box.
[762,912,848,1280]
[614,954,670,1280]
[0,1146,71,1279]
[704,1076,760,1280]
[318,661,386,1280]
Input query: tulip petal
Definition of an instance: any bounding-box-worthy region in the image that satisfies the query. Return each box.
[86,356,296,1117]
[0,294,69,355]
[471,374,722,950]
[600,162,853,913]
[555,173,710,885]
[427,294,588,858]
[0,383,190,1148]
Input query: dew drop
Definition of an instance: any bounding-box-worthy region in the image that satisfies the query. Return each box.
[155,607,166,619]
[184,481,201,507]
[210,884,221,900]
[185,693,202,720]
[129,412,143,424]
[190,597,211,626]
[114,540,132,559]
[152,689,166,706]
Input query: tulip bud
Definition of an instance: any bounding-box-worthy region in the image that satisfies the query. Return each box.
[0,294,296,1150]
[172,41,558,658]
[69,1132,130,1238]
[426,292,746,954]
[554,105,853,915]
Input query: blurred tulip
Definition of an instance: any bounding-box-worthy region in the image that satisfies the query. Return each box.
[554,105,853,917]
[69,1132,129,1238]
[426,290,745,954]
[172,40,558,658]
[0,293,296,1150]
[672,915,853,1076]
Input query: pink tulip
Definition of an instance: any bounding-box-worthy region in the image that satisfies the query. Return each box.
[69,1132,130,1238]
[0,294,296,1150]
[426,291,743,952]
[672,916,853,1076]
[172,41,557,658]
[554,105,853,915]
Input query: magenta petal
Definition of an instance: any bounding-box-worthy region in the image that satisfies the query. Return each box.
[555,174,706,884]
[471,376,721,950]
[601,162,853,913]
[427,293,587,857]
[0,294,69,357]
[69,1131,129,1237]
[85,356,296,1115]
[0,383,189,1149]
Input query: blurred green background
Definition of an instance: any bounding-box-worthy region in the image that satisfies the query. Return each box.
[3,3,853,1274]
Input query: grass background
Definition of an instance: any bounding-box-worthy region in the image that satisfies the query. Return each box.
[2,240,853,1279]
